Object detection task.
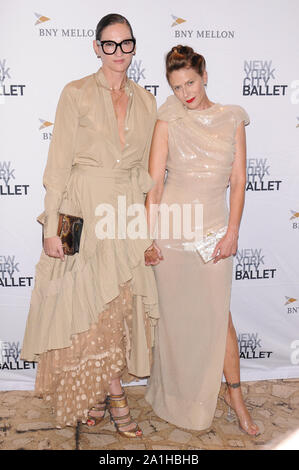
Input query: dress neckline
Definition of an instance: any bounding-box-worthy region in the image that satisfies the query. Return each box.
[94,67,131,96]
[94,67,133,155]
[185,102,219,114]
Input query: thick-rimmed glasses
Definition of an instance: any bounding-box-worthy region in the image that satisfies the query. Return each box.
[96,39,136,55]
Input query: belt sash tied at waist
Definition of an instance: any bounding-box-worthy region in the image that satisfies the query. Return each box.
[37,164,155,226]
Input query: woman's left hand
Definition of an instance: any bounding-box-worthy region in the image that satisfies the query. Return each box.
[212,230,239,264]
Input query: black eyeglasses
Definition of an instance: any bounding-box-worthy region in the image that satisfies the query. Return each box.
[96,39,136,55]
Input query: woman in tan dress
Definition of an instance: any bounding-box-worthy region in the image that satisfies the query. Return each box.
[144,45,259,435]
[20,14,159,436]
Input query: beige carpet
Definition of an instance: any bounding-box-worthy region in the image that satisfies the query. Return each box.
[0,378,298,450]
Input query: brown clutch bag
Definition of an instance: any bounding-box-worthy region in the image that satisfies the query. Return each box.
[57,213,84,255]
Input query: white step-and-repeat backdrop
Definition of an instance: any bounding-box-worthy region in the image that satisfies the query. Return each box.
[1,0,299,390]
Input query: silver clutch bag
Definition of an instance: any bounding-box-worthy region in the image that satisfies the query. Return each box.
[194,226,227,263]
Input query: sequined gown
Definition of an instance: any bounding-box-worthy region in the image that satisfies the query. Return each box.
[145,95,249,430]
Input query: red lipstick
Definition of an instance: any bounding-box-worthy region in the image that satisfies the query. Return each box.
[186,97,195,103]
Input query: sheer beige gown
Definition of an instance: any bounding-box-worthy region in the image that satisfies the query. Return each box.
[145,95,249,430]
[20,67,159,428]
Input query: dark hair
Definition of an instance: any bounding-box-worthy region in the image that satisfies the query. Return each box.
[166,45,206,82]
[96,13,135,41]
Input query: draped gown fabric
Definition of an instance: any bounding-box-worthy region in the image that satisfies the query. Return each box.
[20,67,159,428]
[145,95,249,431]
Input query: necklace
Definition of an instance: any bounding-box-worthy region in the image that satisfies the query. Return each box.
[98,81,128,92]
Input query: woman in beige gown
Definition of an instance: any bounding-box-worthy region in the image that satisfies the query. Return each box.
[20,14,159,435]
[144,45,259,435]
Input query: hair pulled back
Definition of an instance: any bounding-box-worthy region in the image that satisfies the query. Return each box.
[166,45,206,82]
[96,13,135,41]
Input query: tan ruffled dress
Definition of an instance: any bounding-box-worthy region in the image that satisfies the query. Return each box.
[20,67,159,428]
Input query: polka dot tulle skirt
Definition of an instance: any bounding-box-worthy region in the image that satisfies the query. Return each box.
[34,280,148,428]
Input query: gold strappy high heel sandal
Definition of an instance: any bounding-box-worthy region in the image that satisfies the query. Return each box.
[107,390,142,438]
[224,381,260,436]
[86,398,107,426]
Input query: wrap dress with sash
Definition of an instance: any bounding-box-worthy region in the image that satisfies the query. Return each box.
[20,67,159,428]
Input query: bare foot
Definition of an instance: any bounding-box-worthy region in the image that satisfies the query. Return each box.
[224,388,260,436]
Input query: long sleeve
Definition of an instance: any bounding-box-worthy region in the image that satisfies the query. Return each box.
[140,94,157,194]
[37,83,79,238]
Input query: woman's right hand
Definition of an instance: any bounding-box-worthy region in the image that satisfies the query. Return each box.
[144,241,164,266]
[43,236,65,261]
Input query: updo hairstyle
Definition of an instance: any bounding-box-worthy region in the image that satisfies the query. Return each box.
[166,45,206,82]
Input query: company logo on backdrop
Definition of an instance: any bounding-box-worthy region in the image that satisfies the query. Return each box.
[234,248,277,280]
[290,210,299,220]
[284,296,299,314]
[0,59,10,82]
[243,60,288,96]
[34,12,50,25]
[171,14,235,39]
[0,255,33,288]
[238,333,273,359]
[127,60,159,97]
[290,210,299,230]
[34,12,95,38]
[246,157,282,191]
[128,60,146,83]
[0,340,36,371]
[0,59,26,99]
[285,296,297,305]
[0,161,30,196]
[39,119,53,140]
[296,117,299,128]
[39,119,53,130]
[171,15,186,27]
